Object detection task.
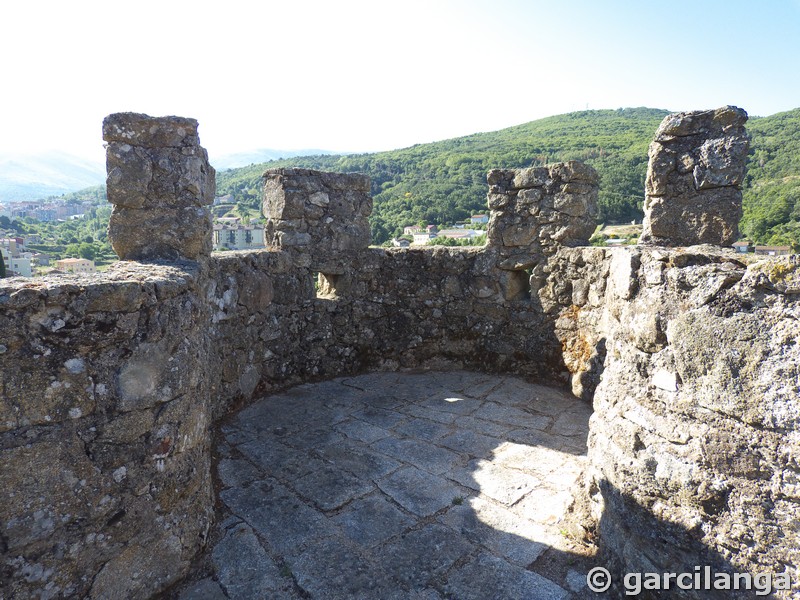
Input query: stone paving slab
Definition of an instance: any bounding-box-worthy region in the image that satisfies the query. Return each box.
[415,394,484,416]
[401,402,460,424]
[175,371,599,600]
[377,466,465,517]
[452,413,514,437]
[290,536,392,599]
[178,578,228,600]
[293,465,375,511]
[211,522,295,599]
[392,416,452,441]
[219,480,338,559]
[472,402,554,431]
[353,405,409,429]
[452,459,542,506]
[373,437,464,476]
[332,492,415,548]
[377,523,476,590]
[445,552,572,600]
[439,497,550,567]
[216,458,262,488]
[437,429,504,458]
[333,418,392,443]
[317,440,401,481]
[237,438,327,480]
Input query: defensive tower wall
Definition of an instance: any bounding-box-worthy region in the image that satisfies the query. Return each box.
[1,108,797,599]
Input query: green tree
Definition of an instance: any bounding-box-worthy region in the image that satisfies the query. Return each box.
[0,252,6,278]
[77,243,97,260]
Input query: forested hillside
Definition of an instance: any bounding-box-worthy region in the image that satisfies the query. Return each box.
[216,108,668,242]
[57,107,800,248]
[740,108,800,247]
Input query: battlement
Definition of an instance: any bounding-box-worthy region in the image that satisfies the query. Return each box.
[1,110,798,599]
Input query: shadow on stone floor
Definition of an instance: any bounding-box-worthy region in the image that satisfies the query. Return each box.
[168,370,601,599]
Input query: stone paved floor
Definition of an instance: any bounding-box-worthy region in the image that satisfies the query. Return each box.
[174,371,599,600]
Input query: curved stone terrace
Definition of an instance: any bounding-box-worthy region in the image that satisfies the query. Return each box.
[174,371,597,599]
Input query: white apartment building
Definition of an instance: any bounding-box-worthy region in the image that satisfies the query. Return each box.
[213,224,266,251]
[1,248,33,277]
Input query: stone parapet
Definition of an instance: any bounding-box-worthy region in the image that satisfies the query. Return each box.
[486,161,598,270]
[580,248,800,598]
[0,262,213,599]
[263,168,372,272]
[104,113,215,260]
[640,106,749,246]
[2,111,797,599]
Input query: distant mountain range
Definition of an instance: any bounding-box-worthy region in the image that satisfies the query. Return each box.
[0,151,106,201]
[0,148,338,202]
[209,149,336,170]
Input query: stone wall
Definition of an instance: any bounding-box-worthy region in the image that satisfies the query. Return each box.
[487,161,598,269]
[2,111,798,599]
[579,247,800,598]
[263,168,372,273]
[205,244,603,418]
[1,152,604,598]
[0,263,213,599]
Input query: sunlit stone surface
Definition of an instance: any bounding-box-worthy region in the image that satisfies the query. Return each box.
[176,371,597,599]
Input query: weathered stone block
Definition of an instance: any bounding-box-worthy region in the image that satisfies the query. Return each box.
[0,262,213,600]
[108,205,212,261]
[641,106,749,246]
[103,112,200,147]
[486,161,598,270]
[263,168,372,271]
[103,113,215,261]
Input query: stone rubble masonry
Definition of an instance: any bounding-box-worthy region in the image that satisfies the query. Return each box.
[263,168,372,273]
[0,262,214,600]
[640,106,749,246]
[2,111,799,599]
[580,248,800,599]
[486,160,599,270]
[104,112,216,260]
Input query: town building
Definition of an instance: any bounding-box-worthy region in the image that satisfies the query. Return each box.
[437,228,483,240]
[55,258,96,274]
[754,245,792,256]
[2,253,33,277]
[1,240,35,276]
[213,224,266,251]
[605,238,629,246]
[732,240,751,253]
[470,214,489,225]
[0,238,19,256]
[412,232,436,245]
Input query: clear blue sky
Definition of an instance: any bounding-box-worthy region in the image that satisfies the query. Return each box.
[2,0,799,162]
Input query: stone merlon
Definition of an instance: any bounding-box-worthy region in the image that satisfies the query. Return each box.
[104,112,215,261]
[641,105,749,246]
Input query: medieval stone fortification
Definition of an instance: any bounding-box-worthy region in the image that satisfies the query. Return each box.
[1,108,798,599]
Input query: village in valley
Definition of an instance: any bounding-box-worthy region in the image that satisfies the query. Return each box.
[1,194,791,279]
[0,198,100,277]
